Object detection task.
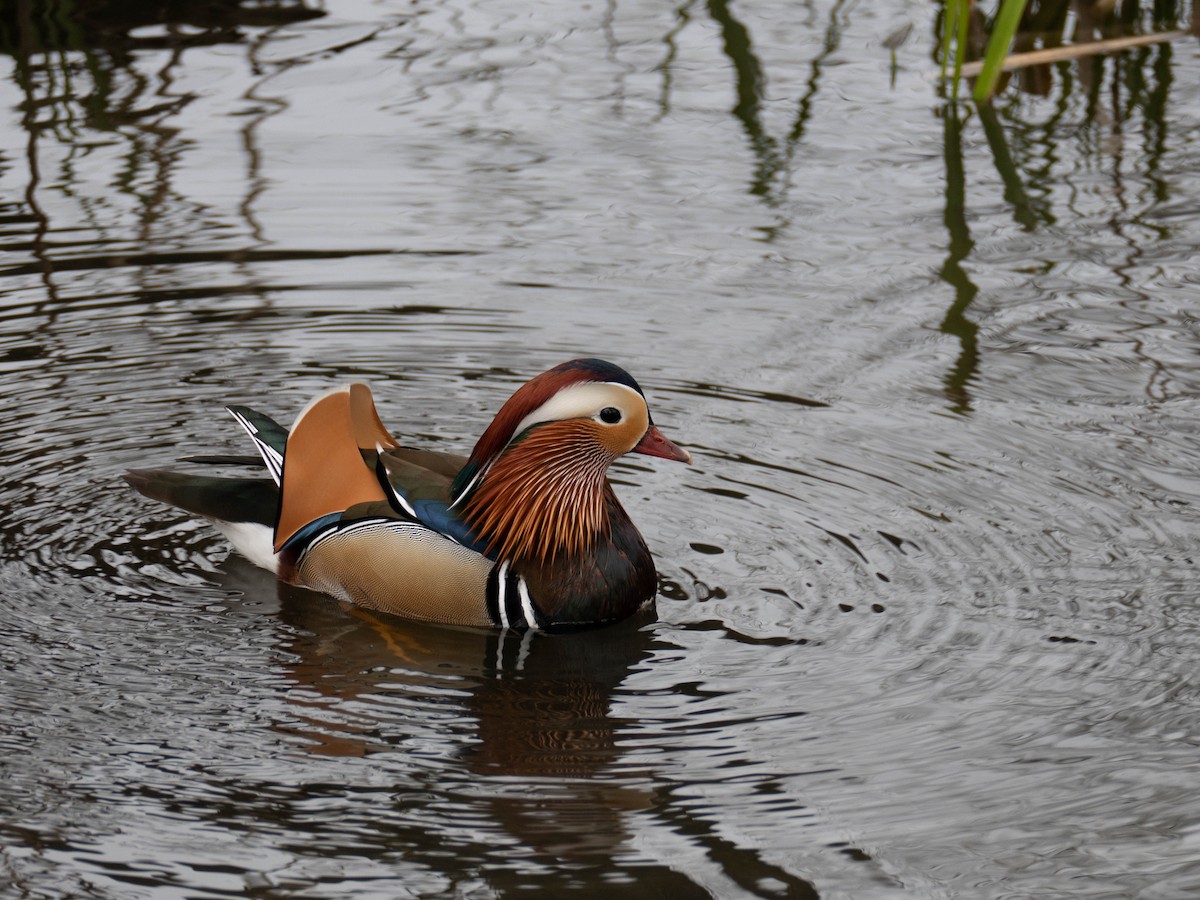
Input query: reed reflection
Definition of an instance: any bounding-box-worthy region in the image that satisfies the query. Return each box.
[0,0,323,303]
[932,0,1189,408]
[652,0,848,228]
[933,0,1187,229]
[937,103,980,416]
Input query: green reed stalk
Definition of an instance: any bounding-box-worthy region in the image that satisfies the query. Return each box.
[940,0,967,99]
[973,0,1030,102]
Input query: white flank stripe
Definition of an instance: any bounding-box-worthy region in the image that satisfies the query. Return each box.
[517,577,540,632]
[496,561,510,629]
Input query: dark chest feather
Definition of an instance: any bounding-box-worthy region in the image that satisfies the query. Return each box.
[516,496,657,631]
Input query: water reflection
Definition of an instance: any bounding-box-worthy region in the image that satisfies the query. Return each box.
[259,584,821,894]
[944,0,1188,216]
[977,103,1045,230]
[0,1,405,297]
[278,591,653,852]
[931,1,1194,413]
[2,0,1200,896]
[695,0,849,220]
[936,103,980,416]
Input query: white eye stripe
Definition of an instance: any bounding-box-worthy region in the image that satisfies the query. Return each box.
[509,382,644,444]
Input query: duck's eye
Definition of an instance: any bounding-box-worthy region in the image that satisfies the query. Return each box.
[599,407,622,424]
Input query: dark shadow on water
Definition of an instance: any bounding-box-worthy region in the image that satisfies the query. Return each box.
[0,1,324,61]
[0,246,451,280]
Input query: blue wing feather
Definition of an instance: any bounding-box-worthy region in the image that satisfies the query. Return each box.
[409,498,492,556]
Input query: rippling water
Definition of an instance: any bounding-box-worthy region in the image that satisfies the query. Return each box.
[2,1,1199,896]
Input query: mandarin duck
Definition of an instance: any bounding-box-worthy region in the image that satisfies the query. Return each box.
[125,359,691,632]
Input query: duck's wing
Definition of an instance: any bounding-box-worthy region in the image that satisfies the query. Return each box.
[273,385,395,552]
[125,384,486,575]
[382,446,468,480]
[376,447,489,553]
[377,447,466,501]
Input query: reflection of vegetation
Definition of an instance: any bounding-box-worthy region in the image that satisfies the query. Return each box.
[977,103,1048,229]
[0,0,322,56]
[660,0,848,219]
[927,0,1190,410]
[649,0,1191,412]
[705,0,777,201]
[0,0,324,300]
[0,0,321,138]
[937,104,980,416]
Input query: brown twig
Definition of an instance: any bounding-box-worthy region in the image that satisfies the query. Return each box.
[955,29,1191,77]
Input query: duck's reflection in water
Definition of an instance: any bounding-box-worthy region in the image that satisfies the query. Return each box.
[271,580,657,863]
[204,563,822,894]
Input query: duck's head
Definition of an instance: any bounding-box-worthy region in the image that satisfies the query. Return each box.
[454,358,689,498]
[451,359,690,560]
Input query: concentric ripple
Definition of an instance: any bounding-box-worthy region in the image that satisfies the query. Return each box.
[3,0,1200,897]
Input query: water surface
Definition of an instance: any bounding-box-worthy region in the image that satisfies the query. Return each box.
[1,1,1199,897]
